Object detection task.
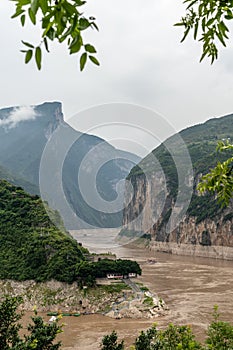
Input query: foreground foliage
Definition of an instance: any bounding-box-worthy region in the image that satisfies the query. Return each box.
[101,306,233,349]
[1,297,233,350]
[198,141,233,206]
[11,0,99,70]
[0,296,62,350]
[101,331,124,350]
[177,0,233,63]
[10,0,233,68]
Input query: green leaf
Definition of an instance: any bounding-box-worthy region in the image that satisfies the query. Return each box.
[216,31,226,46]
[25,50,33,63]
[219,21,229,34]
[28,8,36,25]
[46,27,55,41]
[31,0,39,15]
[84,44,96,53]
[35,46,42,70]
[194,21,199,39]
[180,28,190,43]
[43,37,49,52]
[69,35,82,54]
[89,55,100,66]
[206,18,215,26]
[201,17,206,32]
[186,0,198,10]
[21,41,34,48]
[39,0,48,14]
[91,22,99,31]
[11,9,24,19]
[62,1,77,16]
[42,22,54,37]
[200,47,209,62]
[14,0,31,5]
[59,13,78,43]
[73,0,86,5]
[20,14,26,26]
[174,22,185,27]
[80,52,87,71]
[226,9,233,19]
[79,18,90,30]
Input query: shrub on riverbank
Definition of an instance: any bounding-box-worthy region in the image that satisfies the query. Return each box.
[0,296,63,350]
[101,306,233,350]
[77,259,142,287]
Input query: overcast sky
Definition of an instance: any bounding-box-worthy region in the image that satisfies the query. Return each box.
[1,0,233,156]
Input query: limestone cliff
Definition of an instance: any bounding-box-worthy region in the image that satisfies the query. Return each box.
[122,113,233,260]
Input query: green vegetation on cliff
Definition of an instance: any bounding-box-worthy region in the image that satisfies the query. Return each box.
[0,180,87,283]
[0,179,141,285]
[0,165,38,195]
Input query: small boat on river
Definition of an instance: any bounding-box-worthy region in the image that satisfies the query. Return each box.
[47,312,81,317]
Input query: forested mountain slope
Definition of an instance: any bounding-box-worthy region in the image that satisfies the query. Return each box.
[0,180,87,282]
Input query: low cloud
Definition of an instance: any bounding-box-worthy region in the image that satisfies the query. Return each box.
[0,106,38,129]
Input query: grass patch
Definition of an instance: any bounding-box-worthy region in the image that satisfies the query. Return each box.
[98,283,130,293]
[143,296,154,307]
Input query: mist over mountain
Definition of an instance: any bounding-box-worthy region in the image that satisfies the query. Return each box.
[0,102,140,229]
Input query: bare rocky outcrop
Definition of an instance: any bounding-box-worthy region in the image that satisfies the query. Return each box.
[0,279,168,319]
[104,289,168,319]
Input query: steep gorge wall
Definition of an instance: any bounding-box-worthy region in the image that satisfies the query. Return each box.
[123,173,169,234]
[123,174,233,260]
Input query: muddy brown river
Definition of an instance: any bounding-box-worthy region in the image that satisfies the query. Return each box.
[27,230,233,349]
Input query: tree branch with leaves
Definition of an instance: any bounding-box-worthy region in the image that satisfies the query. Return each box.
[0,295,63,350]
[11,0,99,70]
[176,0,233,63]
[198,140,233,206]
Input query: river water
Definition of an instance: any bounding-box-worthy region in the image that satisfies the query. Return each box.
[38,230,233,349]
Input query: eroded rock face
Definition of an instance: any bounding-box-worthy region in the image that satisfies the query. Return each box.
[167,215,233,247]
[123,174,233,260]
[123,173,169,234]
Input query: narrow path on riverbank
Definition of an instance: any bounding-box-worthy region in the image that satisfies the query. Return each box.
[123,278,142,294]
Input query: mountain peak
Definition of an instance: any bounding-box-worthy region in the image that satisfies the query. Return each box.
[0,101,64,130]
[35,101,63,121]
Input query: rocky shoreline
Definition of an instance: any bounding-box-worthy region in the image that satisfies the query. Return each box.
[149,241,233,260]
[0,279,168,319]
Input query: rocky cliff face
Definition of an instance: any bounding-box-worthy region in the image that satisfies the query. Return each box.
[123,173,168,234]
[123,172,233,260]
[122,113,233,260]
[43,102,64,139]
